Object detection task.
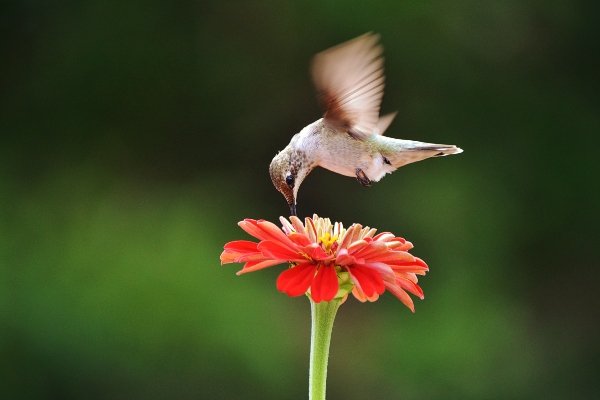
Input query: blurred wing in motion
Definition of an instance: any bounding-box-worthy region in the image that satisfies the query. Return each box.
[311,33,386,140]
[376,112,397,135]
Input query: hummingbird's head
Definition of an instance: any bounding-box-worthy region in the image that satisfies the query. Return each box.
[269,147,309,217]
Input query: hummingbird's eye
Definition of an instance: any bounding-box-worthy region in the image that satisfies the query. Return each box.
[285,173,294,188]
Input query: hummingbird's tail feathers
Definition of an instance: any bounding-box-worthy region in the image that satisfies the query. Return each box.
[386,142,463,169]
[413,145,463,157]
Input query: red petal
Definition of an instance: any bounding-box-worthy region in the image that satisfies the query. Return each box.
[385,282,415,312]
[399,240,414,250]
[353,287,380,302]
[221,240,261,264]
[231,253,266,264]
[348,265,385,297]
[351,225,364,243]
[366,292,380,302]
[363,262,395,283]
[349,268,373,295]
[257,220,298,247]
[258,241,304,261]
[414,257,428,269]
[223,240,259,252]
[311,265,339,303]
[301,244,333,261]
[237,219,265,240]
[373,232,394,242]
[237,259,285,274]
[339,225,359,250]
[352,285,367,302]
[221,250,263,264]
[395,272,418,283]
[368,251,416,264]
[239,219,297,250]
[390,265,428,274]
[276,262,316,296]
[386,239,413,251]
[346,239,368,254]
[334,249,355,266]
[396,277,424,299]
[351,279,381,303]
[290,216,306,234]
[289,232,312,246]
[351,241,389,260]
[220,250,239,264]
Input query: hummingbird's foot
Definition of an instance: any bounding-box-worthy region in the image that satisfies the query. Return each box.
[355,168,371,187]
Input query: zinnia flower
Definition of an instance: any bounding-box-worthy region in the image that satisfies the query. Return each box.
[220,215,428,311]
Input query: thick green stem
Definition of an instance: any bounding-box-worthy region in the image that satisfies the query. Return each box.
[309,298,342,400]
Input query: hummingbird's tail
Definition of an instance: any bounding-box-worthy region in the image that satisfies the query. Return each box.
[421,144,463,157]
[387,141,463,169]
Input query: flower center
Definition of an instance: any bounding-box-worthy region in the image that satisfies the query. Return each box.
[319,232,339,254]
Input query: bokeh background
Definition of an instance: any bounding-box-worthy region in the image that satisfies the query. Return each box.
[2,0,599,398]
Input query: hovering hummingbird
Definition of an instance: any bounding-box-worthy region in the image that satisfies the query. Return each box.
[270,33,463,216]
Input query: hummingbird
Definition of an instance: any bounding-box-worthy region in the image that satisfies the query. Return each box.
[270,33,463,216]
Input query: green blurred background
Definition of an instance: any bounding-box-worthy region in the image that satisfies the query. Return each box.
[1,0,598,398]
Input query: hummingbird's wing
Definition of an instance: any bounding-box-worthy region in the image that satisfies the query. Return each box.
[311,33,386,140]
[376,112,397,136]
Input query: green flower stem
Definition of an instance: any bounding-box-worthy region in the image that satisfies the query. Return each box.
[309,298,342,400]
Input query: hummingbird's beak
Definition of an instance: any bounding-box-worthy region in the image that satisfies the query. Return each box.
[289,202,297,217]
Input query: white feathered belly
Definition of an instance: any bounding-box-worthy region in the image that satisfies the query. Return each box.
[303,122,396,182]
[318,152,395,182]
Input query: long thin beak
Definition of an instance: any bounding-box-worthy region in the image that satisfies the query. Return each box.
[289,202,297,216]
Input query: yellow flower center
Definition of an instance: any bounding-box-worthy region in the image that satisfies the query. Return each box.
[319,232,338,254]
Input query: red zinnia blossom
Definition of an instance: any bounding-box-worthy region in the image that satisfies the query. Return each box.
[220,215,428,311]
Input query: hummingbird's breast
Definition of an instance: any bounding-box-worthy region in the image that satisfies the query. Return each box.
[314,123,382,178]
